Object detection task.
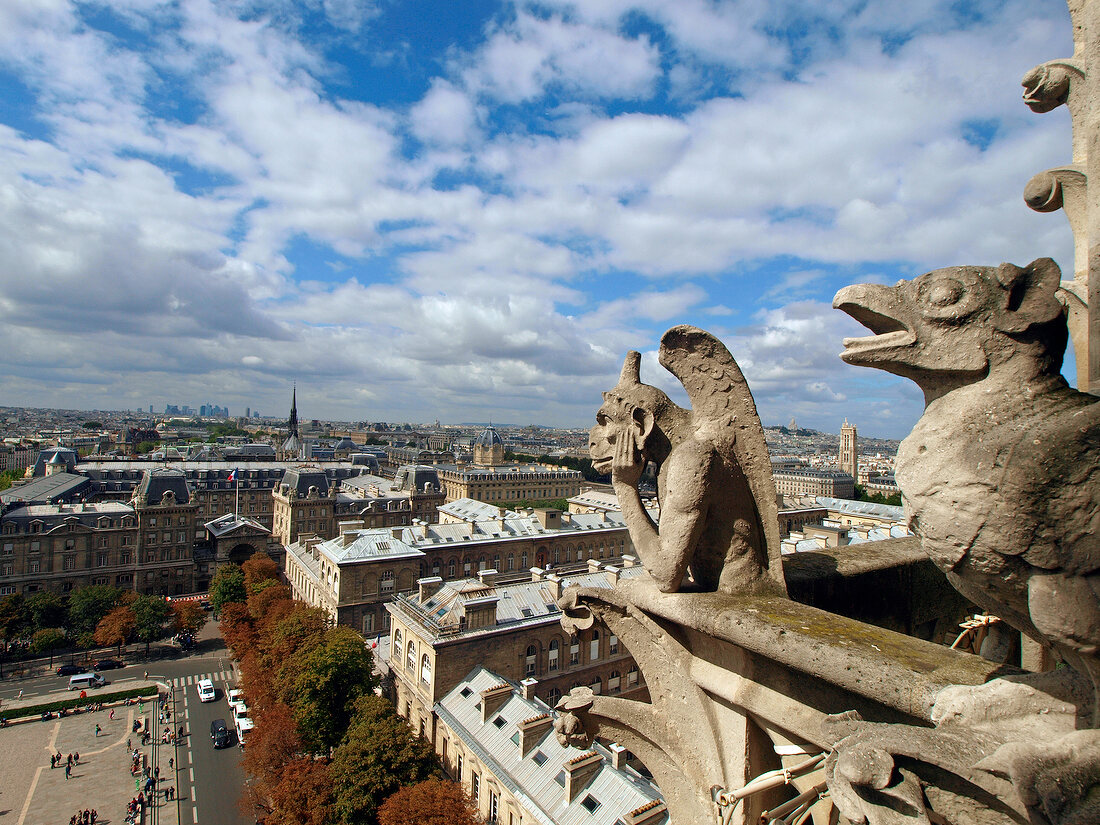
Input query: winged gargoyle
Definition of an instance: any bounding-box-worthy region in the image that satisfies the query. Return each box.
[834,258,1100,724]
[588,325,785,595]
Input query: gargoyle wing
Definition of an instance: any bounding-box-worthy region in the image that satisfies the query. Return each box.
[659,325,784,589]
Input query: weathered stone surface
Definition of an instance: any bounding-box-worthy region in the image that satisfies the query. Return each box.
[588,325,784,595]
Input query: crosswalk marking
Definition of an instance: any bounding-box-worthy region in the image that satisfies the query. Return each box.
[171,670,234,689]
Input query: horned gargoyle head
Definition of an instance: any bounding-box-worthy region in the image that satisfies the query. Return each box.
[833,258,1067,400]
[589,350,682,474]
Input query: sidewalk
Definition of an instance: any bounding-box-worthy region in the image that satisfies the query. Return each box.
[0,687,180,825]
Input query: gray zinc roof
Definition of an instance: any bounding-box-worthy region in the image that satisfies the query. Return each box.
[435,667,664,825]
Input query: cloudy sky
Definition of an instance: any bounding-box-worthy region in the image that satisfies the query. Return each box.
[0,0,1077,437]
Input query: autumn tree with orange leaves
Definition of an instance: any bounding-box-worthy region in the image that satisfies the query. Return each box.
[94,604,136,654]
[377,779,480,825]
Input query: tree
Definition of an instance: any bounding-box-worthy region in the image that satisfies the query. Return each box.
[0,594,28,644]
[132,594,172,653]
[69,585,124,635]
[0,469,23,492]
[94,605,136,655]
[377,779,480,825]
[267,758,334,825]
[30,627,67,665]
[247,582,291,621]
[210,564,247,613]
[242,701,302,790]
[242,551,280,590]
[172,601,207,635]
[219,601,257,660]
[25,591,66,633]
[284,626,378,754]
[330,695,440,825]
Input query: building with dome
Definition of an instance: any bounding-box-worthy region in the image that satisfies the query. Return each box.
[434,425,585,504]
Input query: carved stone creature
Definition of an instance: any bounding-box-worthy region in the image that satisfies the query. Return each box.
[588,325,785,594]
[834,258,1100,722]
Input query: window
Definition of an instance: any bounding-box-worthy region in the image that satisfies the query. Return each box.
[525,644,537,676]
[554,771,566,787]
[30,541,39,553]
[590,677,602,695]
[420,653,432,688]
[406,640,416,673]
[97,552,109,567]
[507,555,515,571]
[609,671,621,693]
[489,791,499,824]
[393,627,403,654]
[448,560,456,578]
[492,715,506,729]
[471,773,479,805]
[547,687,562,706]
[548,639,559,671]
[570,639,579,666]
[457,754,464,781]
[590,630,600,661]
[63,556,75,571]
[609,634,619,655]
[149,517,157,527]
[381,570,395,593]
[1,543,12,556]
[627,664,639,685]
[0,586,14,595]
[581,794,601,814]
[532,750,548,766]
[120,552,131,564]
[0,563,11,576]
[29,560,40,573]
[521,551,528,568]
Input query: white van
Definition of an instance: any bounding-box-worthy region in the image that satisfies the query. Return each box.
[68,672,105,690]
[235,715,254,747]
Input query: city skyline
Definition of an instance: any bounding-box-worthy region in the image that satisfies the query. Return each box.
[0,0,1078,439]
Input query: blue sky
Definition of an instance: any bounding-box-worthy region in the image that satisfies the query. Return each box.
[0,0,1077,438]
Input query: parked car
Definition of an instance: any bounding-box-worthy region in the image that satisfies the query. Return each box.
[94,659,124,670]
[56,664,83,676]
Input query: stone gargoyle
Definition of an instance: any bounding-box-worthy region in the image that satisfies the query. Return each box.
[588,325,785,595]
[833,258,1100,824]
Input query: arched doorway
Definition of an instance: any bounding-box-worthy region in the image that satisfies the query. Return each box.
[229,542,257,565]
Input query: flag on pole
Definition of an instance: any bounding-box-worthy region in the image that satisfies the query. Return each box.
[227,468,237,483]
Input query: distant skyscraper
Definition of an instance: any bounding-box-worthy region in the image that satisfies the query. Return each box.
[839,418,858,479]
[246,407,250,419]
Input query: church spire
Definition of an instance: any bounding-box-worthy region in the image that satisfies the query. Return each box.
[288,383,299,438]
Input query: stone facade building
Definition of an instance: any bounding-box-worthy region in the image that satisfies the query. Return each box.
[772,466,855,499]
[839,418,857,480]
[285,502,639,638]
[385,562,648,749]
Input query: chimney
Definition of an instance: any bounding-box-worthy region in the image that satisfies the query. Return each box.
[520,677,538,700]
[418,577,443,602]
[304,535,322,560]
[608,742,628,771]
[530,567,545,581]
[545,573,562,601]
[533,509,562,530]
[586,558,601,574]
[620,554,637,568]
[604,565,620,586]
[480,682,512,723]
[625,800,668,825]
[476,568,499,586]
[564,750,603,802]
[517,711,553,757]
[391,527,403,540]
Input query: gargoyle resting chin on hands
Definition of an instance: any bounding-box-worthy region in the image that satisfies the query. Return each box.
[589,327,785,596]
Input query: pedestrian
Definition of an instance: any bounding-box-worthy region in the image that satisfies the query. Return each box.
[95,723,101,737]
[154,765,159,779]
[109,709,115,720]
[178,725,184,739]
[67,754,72,767]
[74,752,79,763]
[50,754,56,769]
[127,737,131,750]
[91,810,97,824]
[56,750,62,764]
[143,670,148,681]
[16,689,22,700]
[64,763,71,780]
[169,756,173,770]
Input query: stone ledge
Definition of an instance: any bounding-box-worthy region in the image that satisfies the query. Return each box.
[609,576,1017,722]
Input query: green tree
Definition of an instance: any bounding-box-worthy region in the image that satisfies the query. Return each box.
[0,469,23,491]
[283,626,377,754]
[136,440,159,453]
[30,627,67,665]
[69,585,124,635]
[94,605,136,655]
[0,593,29,643]
[210,564,247,613]
[81,421,102,430]
[330,695,440,825]
[24,591,66,633]
[132,594,172,653]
